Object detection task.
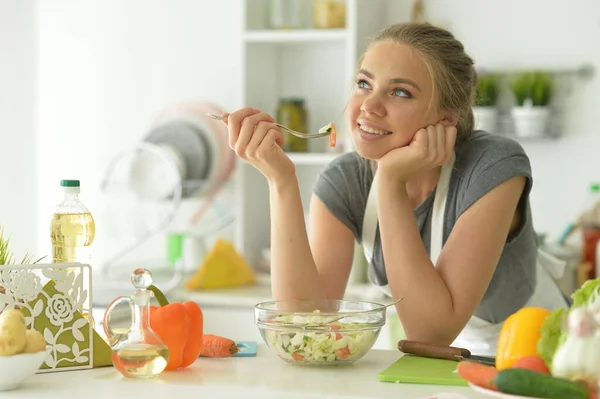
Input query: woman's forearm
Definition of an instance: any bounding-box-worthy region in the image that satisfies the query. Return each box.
[268,176,327,301]
[377,177,461,344]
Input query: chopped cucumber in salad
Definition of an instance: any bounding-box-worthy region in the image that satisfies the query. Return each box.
[264,312,378,363]
[318,122,334,133]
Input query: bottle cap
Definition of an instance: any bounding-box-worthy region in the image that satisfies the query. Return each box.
[279,97,305,105]
[61,180,80,187]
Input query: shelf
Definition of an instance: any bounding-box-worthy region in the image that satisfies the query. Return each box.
[237,0,389,268]
[474,108,564,141]
[287,152,340,165]
[243,29,349,43]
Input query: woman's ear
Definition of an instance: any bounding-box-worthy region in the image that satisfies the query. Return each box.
[440,111,459,127]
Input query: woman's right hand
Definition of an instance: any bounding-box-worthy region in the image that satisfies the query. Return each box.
[222,107,295,184]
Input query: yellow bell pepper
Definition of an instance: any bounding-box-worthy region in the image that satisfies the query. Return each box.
[496,307,552,370]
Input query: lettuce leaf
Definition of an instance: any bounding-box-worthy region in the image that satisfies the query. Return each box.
[571,278,600,307]
[537,308,566,367]
[537,277,600,368]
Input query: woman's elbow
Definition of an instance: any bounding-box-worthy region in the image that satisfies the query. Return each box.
[402,326,462,347]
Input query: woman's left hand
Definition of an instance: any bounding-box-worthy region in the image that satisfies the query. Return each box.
[378,123,457,184]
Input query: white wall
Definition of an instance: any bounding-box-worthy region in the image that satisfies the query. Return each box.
[34,0,242,267]
[386,0,600,239]
[0,0,36,259]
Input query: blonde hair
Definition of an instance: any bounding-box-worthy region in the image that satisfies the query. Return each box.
[359,22,477,144]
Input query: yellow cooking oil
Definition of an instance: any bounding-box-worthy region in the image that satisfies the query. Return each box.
[51,180,96,325]
[50,212,95,263]
[113,343,170,379]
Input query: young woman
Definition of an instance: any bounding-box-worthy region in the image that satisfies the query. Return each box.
[221,23,567,356]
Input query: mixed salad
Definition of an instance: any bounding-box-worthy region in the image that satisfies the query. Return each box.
[262,311,379,363]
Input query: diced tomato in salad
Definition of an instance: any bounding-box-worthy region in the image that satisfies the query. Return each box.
[329,125,336,147]
[319,122,337,147]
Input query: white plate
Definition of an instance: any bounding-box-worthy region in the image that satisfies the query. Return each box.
[468,383,543,399]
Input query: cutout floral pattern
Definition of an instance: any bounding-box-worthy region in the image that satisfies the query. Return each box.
[0,263,93,372]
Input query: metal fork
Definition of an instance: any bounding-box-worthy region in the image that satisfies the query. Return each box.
[262,297,404,330]
[206,113,331,139]
[322,297,404,325]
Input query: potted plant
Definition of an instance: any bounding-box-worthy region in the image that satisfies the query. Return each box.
[0,226,45,297]
[473,73,501,133]
[510,71,553,138]
[0,226,42,266]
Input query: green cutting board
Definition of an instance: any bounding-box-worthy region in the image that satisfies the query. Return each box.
[378,355,468,386]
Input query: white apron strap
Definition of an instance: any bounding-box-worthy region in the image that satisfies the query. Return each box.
[362,171,379,267]
[362,169,393,296]
[429,154,455,264]
[361,156,455,296]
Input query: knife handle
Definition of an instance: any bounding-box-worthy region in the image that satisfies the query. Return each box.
[397,339,471,361]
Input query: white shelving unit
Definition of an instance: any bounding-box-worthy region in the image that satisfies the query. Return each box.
[243,29,349,43]
[235,0,388,267]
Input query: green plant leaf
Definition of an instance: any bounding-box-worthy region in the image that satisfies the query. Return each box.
[531,72,553,106]
[0,225,45,266]
[510,71,553,106]
[476,73,500,106]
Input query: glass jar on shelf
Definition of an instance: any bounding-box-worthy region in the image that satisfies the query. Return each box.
[268,0,306,30]
[277,98,308,153]
[313,0,346,29]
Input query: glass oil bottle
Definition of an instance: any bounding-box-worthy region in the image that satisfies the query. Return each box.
[50,179,95,264]
[103,268,169,379]
[50,179,96,323]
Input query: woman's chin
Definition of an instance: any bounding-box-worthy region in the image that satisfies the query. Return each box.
[353,144,386,160]
[351,137,388,160]
[351,128,395,160]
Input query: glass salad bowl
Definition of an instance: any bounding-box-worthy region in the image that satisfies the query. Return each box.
[254,299,387,366]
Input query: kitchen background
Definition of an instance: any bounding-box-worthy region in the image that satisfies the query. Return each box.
[1,0,599,346]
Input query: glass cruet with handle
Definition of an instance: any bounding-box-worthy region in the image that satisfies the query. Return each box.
[103,268,170,379]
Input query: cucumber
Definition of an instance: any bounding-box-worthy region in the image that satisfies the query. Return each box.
[495,368,589,399]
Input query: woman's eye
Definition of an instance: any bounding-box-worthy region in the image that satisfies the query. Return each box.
[356,79,370,89]
[392,88,411,98]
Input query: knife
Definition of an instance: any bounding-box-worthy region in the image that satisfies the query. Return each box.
[397,339,496,366]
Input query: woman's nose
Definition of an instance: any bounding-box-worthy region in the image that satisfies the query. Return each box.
[360,92,385,116]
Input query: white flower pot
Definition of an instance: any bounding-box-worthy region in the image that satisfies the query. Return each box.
[510,106,550,138]
[473,106,498,133]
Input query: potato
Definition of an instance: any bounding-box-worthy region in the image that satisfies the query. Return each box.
[0,308,26,326]
[22,329,46,354]
[0,308,27,356]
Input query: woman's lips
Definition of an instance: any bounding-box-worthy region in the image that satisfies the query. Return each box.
[356,124,392,141]
[357,120,391,134]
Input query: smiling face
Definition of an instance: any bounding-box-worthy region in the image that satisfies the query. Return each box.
[348,41,446,160]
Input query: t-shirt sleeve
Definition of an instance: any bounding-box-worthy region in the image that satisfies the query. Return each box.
[457,135,533,221]
[312,152,366,240]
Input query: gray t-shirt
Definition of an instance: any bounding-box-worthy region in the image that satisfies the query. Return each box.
[313,131,538,324]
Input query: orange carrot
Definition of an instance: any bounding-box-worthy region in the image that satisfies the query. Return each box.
[457,360,498,391]
[200,334,239,357]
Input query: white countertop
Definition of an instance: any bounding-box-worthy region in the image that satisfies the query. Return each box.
[5,345,487,399]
